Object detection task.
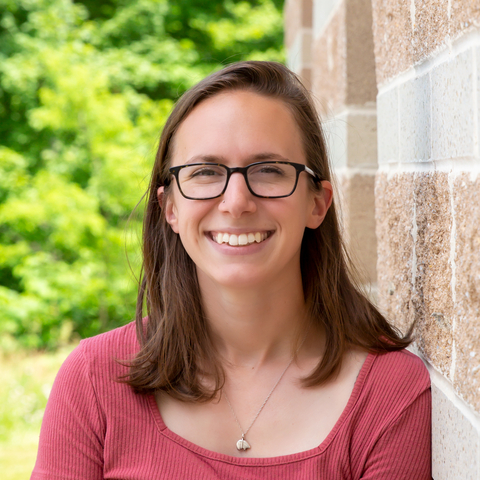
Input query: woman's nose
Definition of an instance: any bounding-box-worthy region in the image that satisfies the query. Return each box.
[218,172,257,217]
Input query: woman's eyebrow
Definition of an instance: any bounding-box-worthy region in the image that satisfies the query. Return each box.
[184,152,291,164]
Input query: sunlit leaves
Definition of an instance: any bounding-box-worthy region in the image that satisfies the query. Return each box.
[0,0,283,348]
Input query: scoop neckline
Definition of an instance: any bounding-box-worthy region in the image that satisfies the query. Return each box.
[147,351,376,466]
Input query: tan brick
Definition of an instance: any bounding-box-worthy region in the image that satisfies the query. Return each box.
[338,172,377,283]
[413,0,449,63]
[301,0,313,28]
[285,0,313,49]
[371,0,480,84]
[413,172,453,375]
[312,2,347,116]
[375,172,415,334]
[453,173,480,410]
[285,0,303,49]
[451,0,480,40]
[345,0,377,104]
[371,0,414,86]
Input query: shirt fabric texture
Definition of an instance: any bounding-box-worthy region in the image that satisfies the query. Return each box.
[31,321,432,479]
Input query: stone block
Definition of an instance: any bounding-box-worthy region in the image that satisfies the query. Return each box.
[453,173,480,411]
[322,114,348,169]
[377,87,399,165]
[313,0,342,38]
[345,0,377,105]
[312,1,347,116]
[287,30,312,77]
[432,382,480,480]
[451,0,480,41]
[375,171,415,333]
[371,0,414,86]
[431,49,475,161]
[285,0,304,49]
[413,0,449,63]
[346,112,378,168]
[285,0,313,47]
[323,110,377,170]
[413,172,453,375]
[398,73,431,162]
[337,172,377,283]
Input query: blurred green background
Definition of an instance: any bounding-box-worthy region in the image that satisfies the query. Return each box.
[0,0,284,477]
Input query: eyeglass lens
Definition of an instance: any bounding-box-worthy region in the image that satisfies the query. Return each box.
[177,163,298,199]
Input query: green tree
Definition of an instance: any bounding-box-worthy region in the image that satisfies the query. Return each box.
[0,0,284,349]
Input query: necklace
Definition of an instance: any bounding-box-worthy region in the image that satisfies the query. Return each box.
[223,353,297,452]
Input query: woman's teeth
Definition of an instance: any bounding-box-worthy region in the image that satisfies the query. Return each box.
[214,232,268,246]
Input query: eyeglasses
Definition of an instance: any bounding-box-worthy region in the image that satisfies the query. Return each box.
[166,161,322,200]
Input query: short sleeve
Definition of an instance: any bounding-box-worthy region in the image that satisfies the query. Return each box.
[360,387,432,480]
[31,343,105,480]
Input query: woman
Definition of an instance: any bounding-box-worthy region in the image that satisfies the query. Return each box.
[32,61,431,479]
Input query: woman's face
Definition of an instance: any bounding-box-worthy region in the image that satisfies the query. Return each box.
[159,90,332,290]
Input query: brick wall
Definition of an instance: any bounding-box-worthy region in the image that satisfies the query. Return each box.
[286,0,480,477]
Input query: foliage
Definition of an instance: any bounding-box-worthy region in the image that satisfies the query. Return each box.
[0,0,284,348]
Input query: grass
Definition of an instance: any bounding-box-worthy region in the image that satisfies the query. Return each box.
[0,345,76,480]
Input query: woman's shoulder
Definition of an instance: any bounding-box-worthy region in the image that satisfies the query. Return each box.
[58,321,139,384]
[370,348,430,386]
[359,348,431,413]
[78,320,139,358]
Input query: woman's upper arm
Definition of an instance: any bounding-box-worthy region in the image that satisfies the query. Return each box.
[360,387,432,480]
[31,344,105,480]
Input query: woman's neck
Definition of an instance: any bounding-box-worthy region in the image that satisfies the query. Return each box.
[197,269,312,368]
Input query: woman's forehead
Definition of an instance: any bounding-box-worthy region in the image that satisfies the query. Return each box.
[169,91,304,167]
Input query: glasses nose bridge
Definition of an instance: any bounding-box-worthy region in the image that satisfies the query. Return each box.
[224,165,251,192]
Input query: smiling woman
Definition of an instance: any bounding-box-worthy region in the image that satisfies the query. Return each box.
[31,62,431,479]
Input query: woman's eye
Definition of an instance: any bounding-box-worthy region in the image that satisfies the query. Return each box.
[257,166,284,175]
[190,168,221,177]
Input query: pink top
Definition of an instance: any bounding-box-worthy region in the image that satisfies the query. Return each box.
[31,321,432,479]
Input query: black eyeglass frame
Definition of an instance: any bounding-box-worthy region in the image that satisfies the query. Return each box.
[166,161,323,200]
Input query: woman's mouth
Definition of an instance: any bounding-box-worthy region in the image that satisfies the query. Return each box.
[211,231,271,246]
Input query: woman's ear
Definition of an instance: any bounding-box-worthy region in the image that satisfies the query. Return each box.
[306,181,333,229]
[157,186,179,233]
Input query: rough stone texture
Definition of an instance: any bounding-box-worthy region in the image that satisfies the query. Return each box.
[375,172,415,333]
[413,172,453,376]
[398,73,431,162]
[413,0,449,63]
[377,87,399,165]
[312,1,347,116]
[431,49,475,161]
[371,0,413,86]
[451,0,480,41]
[372,0,480,85]
[453,174,480,411]
[431,382,480,480]
[345,0,378,105]
[337,172,377,283]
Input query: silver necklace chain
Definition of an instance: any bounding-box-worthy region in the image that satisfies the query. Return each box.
[223,351,298,452]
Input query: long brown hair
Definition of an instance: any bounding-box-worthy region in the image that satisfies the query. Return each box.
[125,61,410,400]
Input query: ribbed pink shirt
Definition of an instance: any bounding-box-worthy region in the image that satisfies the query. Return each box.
[32,322,431,479]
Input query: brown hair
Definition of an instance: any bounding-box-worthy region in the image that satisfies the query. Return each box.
[125,61,410,400]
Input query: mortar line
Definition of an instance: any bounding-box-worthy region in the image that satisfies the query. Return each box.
[448,172,457,383]
[378,30,480,95]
